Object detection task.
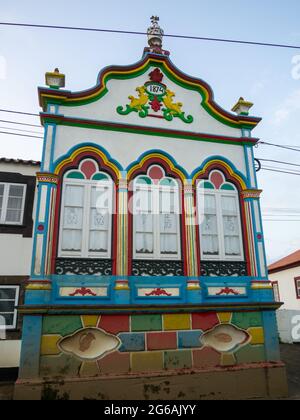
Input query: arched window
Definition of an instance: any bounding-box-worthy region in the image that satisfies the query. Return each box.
[58,159,113,259]
[197,170,244,261]
[132,165,181,260]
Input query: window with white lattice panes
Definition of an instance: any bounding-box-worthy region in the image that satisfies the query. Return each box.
[197,171,244,261]
[133,165,181,260]
[58,161,113,259]
[0,183,27,225]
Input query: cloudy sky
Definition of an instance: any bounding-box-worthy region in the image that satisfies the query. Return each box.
[0,0,299,263]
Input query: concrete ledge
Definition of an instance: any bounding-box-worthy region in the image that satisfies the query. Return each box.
[14,363,288,400]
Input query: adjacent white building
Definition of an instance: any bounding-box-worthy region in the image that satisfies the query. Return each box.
[269,250,300,343]
[0,158,40,372]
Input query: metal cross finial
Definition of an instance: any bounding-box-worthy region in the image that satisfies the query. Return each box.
[151,16,160,25]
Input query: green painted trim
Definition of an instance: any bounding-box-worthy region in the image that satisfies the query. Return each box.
[66,171,85,179]
[40,58,260,130]
[42,115,257,147]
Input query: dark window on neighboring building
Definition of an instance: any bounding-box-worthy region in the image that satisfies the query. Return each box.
[0,172,36,237]
[295,277,300,299]
[0,286,20,330]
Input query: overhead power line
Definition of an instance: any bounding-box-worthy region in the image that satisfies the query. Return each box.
[1,21,300,50]
[0,130,43,139]
[0,119,42,128]
[0,109,39,117]
[258,142,300,153]
[257,158,300,168]
[261,167,300,176]
[0,126,43,135]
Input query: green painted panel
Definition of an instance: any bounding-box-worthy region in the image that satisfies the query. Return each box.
[235,344,266,365]
[232,312,263,329]
[164,350,193,370]
[42,316,83,336]
[92,173,109,181]
[160,178,176,187]
[40,353,82,378]
[131,315,162,332]
[221,184,235,191]
[136,176,152,185]
[66,171,85,179]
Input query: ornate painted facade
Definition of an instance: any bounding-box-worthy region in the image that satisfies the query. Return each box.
[15,19,287,400]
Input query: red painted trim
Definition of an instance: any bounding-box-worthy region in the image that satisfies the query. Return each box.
[269,262,300,275]
[295,277,300,300]
[51,152,119,275]
[39,53,261,126]
[127,158,187,276]
[194,164,251,276]
[41,114,259,146]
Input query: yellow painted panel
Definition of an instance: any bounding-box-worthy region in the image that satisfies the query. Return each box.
[248,327,265,345]
[41,335,61,356]
[81,316,100,328]
[79,361,100,378]
[218,312,232,324]
[163,314,191,331]
[221,353,236,367]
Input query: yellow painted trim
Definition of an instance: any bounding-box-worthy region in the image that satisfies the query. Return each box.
[127,152,186,182]
[192,159,247,190]
[26,283,52,291]
[41,56,258,127]
[54,146,121,179]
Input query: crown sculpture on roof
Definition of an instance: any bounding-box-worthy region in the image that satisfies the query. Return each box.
[145,16,170,56]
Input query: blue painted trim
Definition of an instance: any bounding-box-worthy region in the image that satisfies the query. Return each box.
[40,123,49,172]
[255,198,269,279]
[190,155,249,187]
[243,145,252,187]
[250,199,262,278]
[49,123,57,173]
[40,185,53,277]
[250,146,259,188]
[126,149,189,179]
[53,142,123,172]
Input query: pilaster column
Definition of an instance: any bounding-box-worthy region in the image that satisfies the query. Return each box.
[31,172,59,281]
[184,181,201,299]
[114,172,130,303]
[242,189,267,279]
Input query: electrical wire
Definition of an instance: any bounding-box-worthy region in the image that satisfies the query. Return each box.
[258,142,300,153]
[0,131,43,139]
[1,21,300,50]
[0,109,39,117]
[257,158,300,168]
[0,119,42,128]
[0,126,43,135]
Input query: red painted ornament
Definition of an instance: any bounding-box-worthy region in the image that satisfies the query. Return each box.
[149,68,164,83]
[145,288,172,297]
[150,96,162,112]
[216,287,240,296]
[69,287,97,297]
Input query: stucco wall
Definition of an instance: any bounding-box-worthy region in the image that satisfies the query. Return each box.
[270,267,300,310]
[53,126,247,177]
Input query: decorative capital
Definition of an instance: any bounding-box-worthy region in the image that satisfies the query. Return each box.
[251,281,273,290]
[242,189,263,199]
[117,178,128,191]
[36,172,59,185]
[232,97,254,116]
[25,280,52,291]
[45,68,65,89]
